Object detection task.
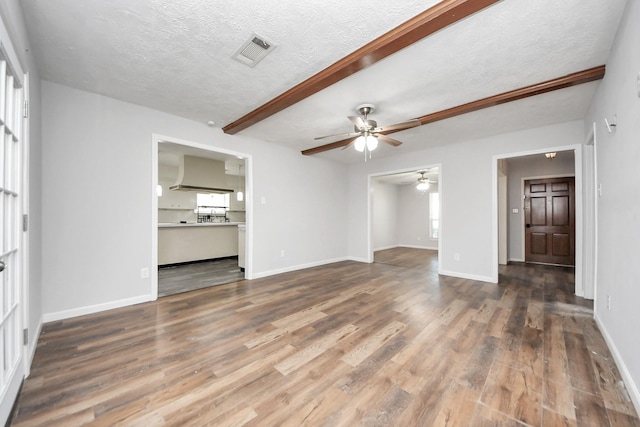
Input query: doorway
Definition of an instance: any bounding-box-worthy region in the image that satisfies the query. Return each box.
[524,177,575,266]
[369,167,440,272]
[151,136,251,300]
[493,146,591,298]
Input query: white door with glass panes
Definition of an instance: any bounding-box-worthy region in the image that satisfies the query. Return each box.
[0,17,27,424]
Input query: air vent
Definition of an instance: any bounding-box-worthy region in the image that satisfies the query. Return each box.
[232,33,277,67]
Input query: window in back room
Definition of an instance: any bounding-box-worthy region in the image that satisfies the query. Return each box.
[429,192,439,239]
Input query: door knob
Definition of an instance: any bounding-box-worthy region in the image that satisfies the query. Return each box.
[526,224,531,228]
[0,261,5,273]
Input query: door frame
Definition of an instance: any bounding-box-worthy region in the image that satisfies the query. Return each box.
[492,143,591,298]
[521,174,576,266]
[366,163,442,269]
[0,19,28,423]
[151,134,253,300]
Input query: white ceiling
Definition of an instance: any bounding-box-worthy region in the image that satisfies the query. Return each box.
[20,0,628,164]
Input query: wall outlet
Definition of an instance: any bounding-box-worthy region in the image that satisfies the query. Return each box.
[140,267,149,279]
[607,294,611,310]
[454,253,460,261]
[280,250,285,257]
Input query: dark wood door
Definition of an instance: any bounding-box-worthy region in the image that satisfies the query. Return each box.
[524,177,575,266]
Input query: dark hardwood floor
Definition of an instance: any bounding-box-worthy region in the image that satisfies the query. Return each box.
[158,257,245,297]
[10,248,639,426]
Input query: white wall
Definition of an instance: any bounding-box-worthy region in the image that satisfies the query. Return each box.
[585,0,640,412]
[505,151,575,262]
[348,120,585,282]
[41,81,349,319]
[398,185,437,249]
[0,0,43,368]
[371,181,398,250]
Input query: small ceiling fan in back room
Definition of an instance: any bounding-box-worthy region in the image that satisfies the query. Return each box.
[400,169,438,192]
[312,103,421,160]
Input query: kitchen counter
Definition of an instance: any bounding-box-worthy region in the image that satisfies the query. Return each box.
[158,222,244,265]
[158,222,244,228]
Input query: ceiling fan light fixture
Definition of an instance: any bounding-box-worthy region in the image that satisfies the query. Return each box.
[416,181,430,191]
[354,136,366,152]
[365,135,378,151]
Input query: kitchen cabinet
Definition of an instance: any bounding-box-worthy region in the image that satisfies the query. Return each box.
[158,223,242,265]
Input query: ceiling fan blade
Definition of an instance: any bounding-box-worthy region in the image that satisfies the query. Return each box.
[302,136,355,155]
[348,116,366,129]
[379,119,421,132]
[340,136,359,150]
[314,131,360,141]
[377,134,403,147]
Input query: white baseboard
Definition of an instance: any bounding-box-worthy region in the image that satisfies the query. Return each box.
[509,257,525,263]
[251,257,351,279]
[373,244,399,251]
[347,256,370,263]
[399,244,438,250]
[438,269,496,283]
[43,295,153,323]
[595,312,640,416]
[27,317,43,368]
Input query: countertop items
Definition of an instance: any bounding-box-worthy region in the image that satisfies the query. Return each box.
[158,222,244,228]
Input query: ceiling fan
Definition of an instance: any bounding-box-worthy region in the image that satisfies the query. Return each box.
[314,103,420,156]
[403,170,437,191]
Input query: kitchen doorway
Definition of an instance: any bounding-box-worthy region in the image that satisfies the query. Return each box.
[152,135,251,299]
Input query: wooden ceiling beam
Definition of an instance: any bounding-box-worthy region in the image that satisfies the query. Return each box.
[223,0,502,135]
[301,65,606,156]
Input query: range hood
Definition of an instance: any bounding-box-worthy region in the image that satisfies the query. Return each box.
[169,155,235,194]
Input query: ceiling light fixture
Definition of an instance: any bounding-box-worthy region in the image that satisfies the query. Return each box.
[545,152,557,160]
[355,135,376,152]
[416,181,430,191]
[354,132,378,162]
[354,133,378,153]
[415,171,430,192]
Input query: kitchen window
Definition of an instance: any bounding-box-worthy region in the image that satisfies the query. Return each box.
[196,193,229,222]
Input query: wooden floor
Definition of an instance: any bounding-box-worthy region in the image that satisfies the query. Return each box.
[158,257,245,297]
[11,248,639,426]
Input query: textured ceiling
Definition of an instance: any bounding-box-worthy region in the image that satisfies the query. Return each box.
[20,0,628,163]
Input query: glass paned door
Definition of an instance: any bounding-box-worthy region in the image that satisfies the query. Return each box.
[0,26,25,423]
